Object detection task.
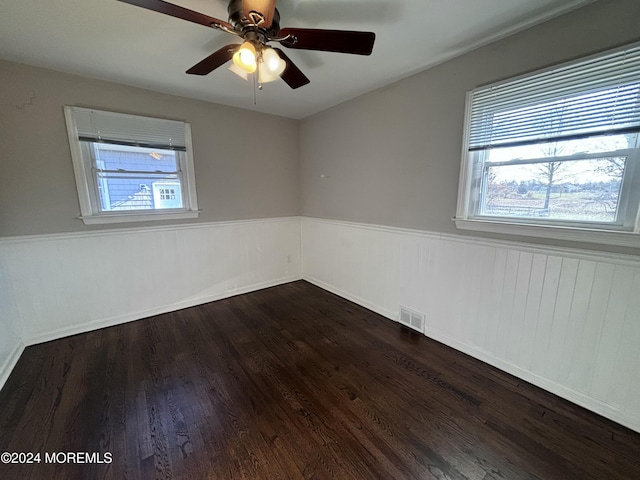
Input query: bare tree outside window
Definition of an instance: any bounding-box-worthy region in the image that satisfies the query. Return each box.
[534,142,569,211]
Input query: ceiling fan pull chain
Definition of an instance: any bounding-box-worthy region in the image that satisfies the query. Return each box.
[256,48,264,92]
[253,69,258,105]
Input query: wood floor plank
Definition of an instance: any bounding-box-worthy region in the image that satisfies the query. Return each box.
[1,280,640,479]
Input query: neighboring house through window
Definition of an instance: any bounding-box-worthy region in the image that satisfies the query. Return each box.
[64,107,199,224]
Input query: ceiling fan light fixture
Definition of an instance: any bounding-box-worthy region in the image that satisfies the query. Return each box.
[232,41,257,73]
[258,68,278,83]
[262,47,281,72]
[258,47,286,83]
[117,0,376,89]
[228,63,249,80]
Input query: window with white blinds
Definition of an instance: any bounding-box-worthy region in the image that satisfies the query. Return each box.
[72,107,188,151]
[64,107,199,225]
[468,45,640,151]
[455,43,640,248]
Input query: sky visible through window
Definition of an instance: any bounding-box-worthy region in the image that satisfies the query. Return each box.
[480,133,637,222]
[485,133,635,182]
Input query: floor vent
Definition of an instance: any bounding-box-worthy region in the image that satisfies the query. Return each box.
[398,306,425,333]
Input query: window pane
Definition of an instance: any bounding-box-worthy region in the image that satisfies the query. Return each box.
[96,172,183,211]
[92,143,178,173]
[89,142,185,212]
[481,157,626,223]
[484,133,638,163]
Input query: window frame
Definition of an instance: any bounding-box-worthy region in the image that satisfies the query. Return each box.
[454,45,640,248]
[64,106,199,225]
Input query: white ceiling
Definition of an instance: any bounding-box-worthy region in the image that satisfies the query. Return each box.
[0,0,593,119]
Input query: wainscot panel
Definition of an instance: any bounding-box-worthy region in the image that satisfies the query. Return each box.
[301,216,640,433]
[0,217,302,345]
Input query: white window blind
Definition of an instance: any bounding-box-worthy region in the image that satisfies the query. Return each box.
[69,107,187,151]
[468,44,640,151]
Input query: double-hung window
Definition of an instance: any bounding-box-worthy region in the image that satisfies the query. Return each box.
[64,107,199,225]
[455,43,640,247]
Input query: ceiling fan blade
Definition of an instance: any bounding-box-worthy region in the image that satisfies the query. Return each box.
[274,48,310,89]
[278,28,375,56]
[243,0,277,28]
[186,45,238,75]
[117,0,234,30]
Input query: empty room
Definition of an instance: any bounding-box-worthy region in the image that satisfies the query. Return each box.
[1,0,640,478]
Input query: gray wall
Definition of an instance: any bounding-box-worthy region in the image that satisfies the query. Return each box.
[2,0,639,248]
[300,0,640,254]
[0,61,300,236]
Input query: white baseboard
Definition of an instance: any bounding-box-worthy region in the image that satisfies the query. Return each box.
[0,340,25,392]
[300,216,640,433]
[303,274,397,321]
[307,271,640,433]
[27,275,302,346]
[420,325,640,434]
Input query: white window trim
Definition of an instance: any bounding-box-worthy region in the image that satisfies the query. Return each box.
[64,107,199,225]
[453,218,640,248]
[454,50,640,249]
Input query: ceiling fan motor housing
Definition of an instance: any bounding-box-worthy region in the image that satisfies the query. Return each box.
[227,0,280,38]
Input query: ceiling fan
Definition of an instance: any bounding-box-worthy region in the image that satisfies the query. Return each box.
[117,0,376,89]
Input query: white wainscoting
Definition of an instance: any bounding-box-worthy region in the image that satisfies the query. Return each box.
[301,216,640,433]
[3,215,640,432]
[0,217,302,348]
[0,249,25,392]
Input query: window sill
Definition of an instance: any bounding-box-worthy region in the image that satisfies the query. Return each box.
[453,218,640,248]
[79,210,199,225]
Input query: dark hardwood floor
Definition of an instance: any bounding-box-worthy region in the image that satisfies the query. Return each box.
[1,281,639,479]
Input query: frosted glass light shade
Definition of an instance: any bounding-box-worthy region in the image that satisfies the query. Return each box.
[258,47,286,83]
[232,42,257,73]
[262,48,281,72]
[228,63,249,80]
[258,68,278,83]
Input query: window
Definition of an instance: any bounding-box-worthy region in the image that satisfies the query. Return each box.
[455,44,640,247]
[64,107,199,224]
